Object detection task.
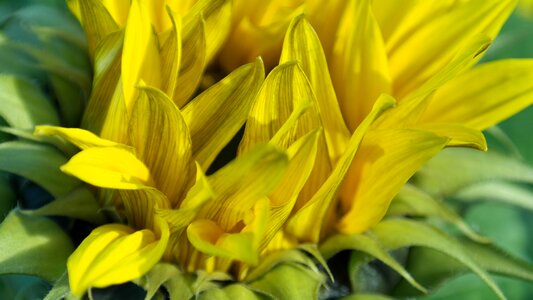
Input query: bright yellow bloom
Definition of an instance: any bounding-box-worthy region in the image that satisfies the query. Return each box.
[36,0,533,297]
[218,0,533,238]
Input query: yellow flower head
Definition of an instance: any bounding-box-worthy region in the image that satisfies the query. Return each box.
[35,0,533,297]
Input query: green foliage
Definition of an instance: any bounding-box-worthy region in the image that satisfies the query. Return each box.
[0,210,73,282]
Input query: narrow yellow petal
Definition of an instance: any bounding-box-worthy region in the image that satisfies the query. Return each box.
[286,94,396,242]
[173,14,206,107]
[119,188,171,230]
[385,0,515,98]
[183,0,231,64]
[200,144,288,232]
[34,125,124,150]
[73,0,119,57]
[160,8,182,100]
[60,147,153,190]
[338,129,449,234]
[420,59,533,130]
[413,123,487,151]
[262,129,320,251]
[81,30,127,140]
[375,34,492,129]
[330,0,391,130]
[68,219,169,296]
[280,15,350,163]
[183,58,265,170]
[100,0,130,26]
[129,85,194,206]
[122,0,162,111]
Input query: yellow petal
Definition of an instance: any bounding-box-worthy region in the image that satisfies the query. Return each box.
[187,199,270,265]
[183,58,265,170]
[173,14,206,107]
[183,0,231,64]
[71,0,119,58]
[384,0,515,98]
[338,129,449,234]
[60,147,153,189]
[68,219,169,296]
[239,61,321,152]
[420,59,533,130]
[100,0,130,26]
[306,0,349,58]
[286,94,396,242]
[413,123,487,151]
[262,129,320,251]
[160,8,182,100]
[375,34,492,129]
[129,85,194,206]
[200,144,288,232]
[34,125,124,150]
[157,163,214,232]
[330,0,391,130]
[81,30,128,141]
[122,0,162,111]
[280,15,350,163]
[120,188,171,230]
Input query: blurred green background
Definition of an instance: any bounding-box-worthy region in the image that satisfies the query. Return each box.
[424,9,533,300]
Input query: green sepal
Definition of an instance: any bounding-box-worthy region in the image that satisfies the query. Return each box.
[245,249,319,282]
[0,210,74,282]
[249,263,325,300]
[44,271,69,300]
[371,219,506,300]
[454,181,533,212]
[413,148,533,196]
[387,184,490,243]
[340,294,392,300]
[0,172,16,222]
[21,187,105,224]
[198,284,268,300]
[319,233,425,293]
[392,239,533,297]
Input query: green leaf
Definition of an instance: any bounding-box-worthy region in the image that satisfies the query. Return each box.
[199,284,267,300]
[21,187,105,224]
[0,75,60,129]
[387,184,490,243]
[0,210,74,282]
[250,263,324,300]
[44,272,69,300]
[319,233,425,293]
[455,181,533,211]
[0,140,81,197]
[340,294,392,300]
[0,173,16,221]
[371,219,506,300]
[413,148,533,197]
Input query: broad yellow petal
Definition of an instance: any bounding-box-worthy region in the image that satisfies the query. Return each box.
[338,129,449,234]
[286,94,396,242]
[384,0,515,98]
[183,58,265,170]
[420,59,533,130]
[122,0,161,111]
[120,188,171,230]
[129,85,194,206]
[330,0,391,130]
[280,15,350,163]
[68,219,169,296]
[306,0,349,58]
[61,147,153,189]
